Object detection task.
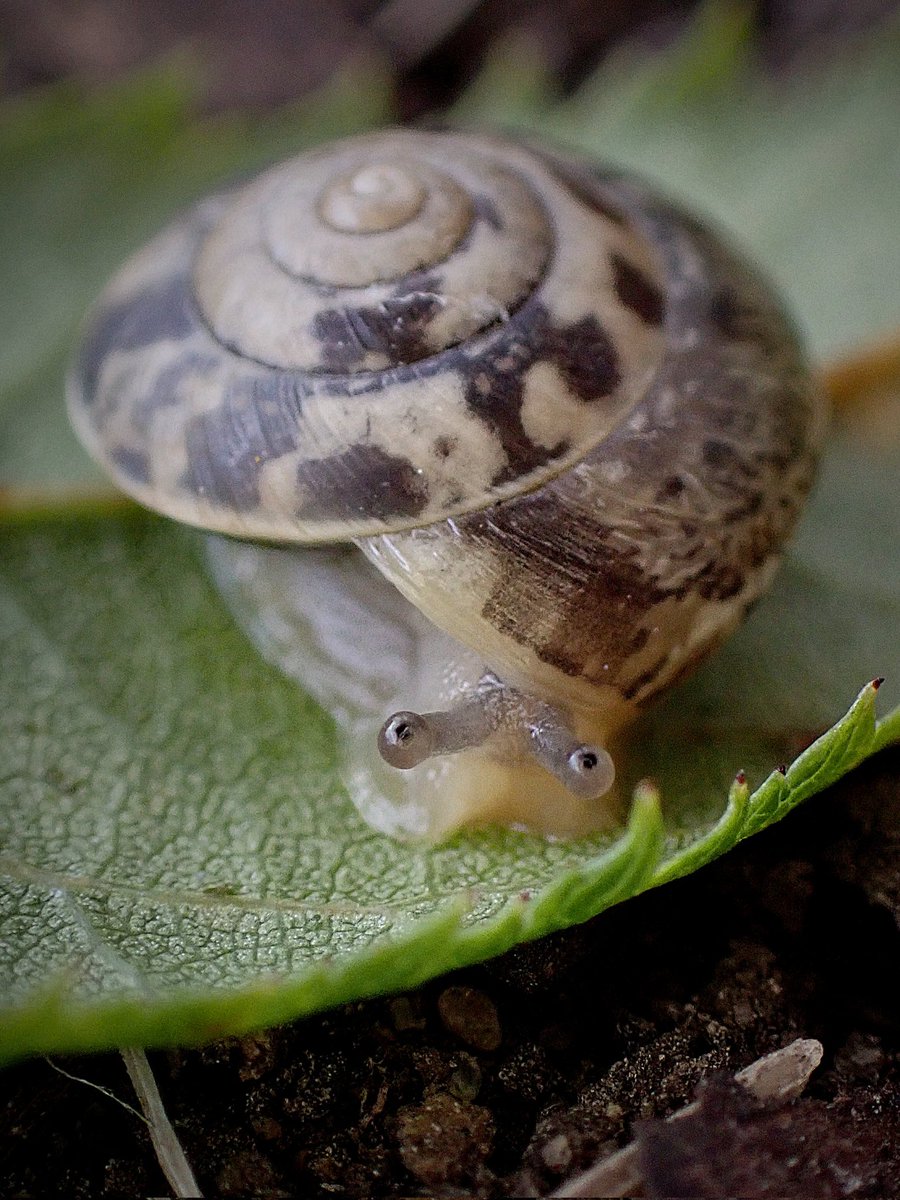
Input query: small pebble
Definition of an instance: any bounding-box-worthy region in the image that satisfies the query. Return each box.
[732,999,755,1027]
[437,985,502,1052]
[449,1054,482,1101]
[390,995,426,1032]
[541,1133,572,1173]
[397,1092,494,1187]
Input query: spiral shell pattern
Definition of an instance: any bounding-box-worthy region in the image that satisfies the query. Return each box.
[68,130,671,542]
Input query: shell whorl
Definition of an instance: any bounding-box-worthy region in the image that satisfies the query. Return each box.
[67,130,668,542]
[192,142,553,369]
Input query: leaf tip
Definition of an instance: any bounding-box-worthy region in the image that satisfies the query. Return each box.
[632,776,662,808]
[629,778,665,844]
[728,769,750,815]
[872,676,885,691]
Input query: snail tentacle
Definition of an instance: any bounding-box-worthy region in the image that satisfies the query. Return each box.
[378,702,494,768]
[526,706,616,800]
[378,675,615,802]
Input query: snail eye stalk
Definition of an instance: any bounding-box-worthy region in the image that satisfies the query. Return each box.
[378,711,434,769]
[528,713,616,800]
[378,684,615,801]
[378,701,495,768]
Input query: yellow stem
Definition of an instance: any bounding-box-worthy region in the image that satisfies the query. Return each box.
[821,331,900,409]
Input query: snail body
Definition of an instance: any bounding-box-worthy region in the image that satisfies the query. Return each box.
[68,129,826,839]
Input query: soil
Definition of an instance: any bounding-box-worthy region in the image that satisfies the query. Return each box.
[2,749,899,1197]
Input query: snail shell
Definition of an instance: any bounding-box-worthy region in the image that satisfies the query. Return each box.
[68,129,827,840]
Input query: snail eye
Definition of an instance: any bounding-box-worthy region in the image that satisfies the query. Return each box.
[564,745,615,799]
[378,711,433,769]
[573,748,599,772]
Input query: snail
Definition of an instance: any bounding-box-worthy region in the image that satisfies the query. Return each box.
[67,128,827,840]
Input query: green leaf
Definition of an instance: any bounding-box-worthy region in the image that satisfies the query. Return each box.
[2,14,899,1063]
[1,425,896,1064]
